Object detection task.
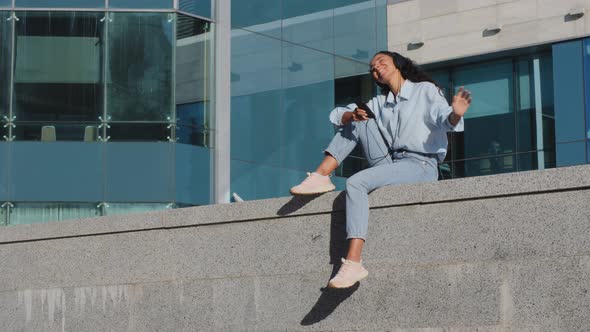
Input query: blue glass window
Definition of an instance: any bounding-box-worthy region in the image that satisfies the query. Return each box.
[109,0,172,9]
[232,0,281,38]
[584,38,590,140]
[0,11,11,119]
[0,0,10,7]
[179,0,212,19]
[452,59,515,160]
[16,0,104,8]
[282,0,334,53]
[556,141,586,167]
[554,40,585,143]
[334,1,376,63]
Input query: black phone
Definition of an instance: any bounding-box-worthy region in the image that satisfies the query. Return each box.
[355,101,376,119]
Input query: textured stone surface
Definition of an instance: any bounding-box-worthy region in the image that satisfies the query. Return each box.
[388,0,590,64]
[1,165,590,330]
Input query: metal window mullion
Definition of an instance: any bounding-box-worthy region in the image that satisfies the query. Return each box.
[8,10,16,141]
[532,57,545,170]
[102,11,109,140]
[512,58,519,171]
[213,0,230,204]
[170,12,177,142]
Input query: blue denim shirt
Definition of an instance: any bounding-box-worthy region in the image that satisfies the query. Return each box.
[330,80,464,162]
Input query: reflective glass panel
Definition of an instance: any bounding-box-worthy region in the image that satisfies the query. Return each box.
[104,203,170,216]
[453,155,516,178]
[553,40,585,142]
[556,141,586,167]
[282,0,334,53]
[13,11,104,141]
[281,80,334,172]
[231,29,281,97]
[107,123,169,142]
[584,39,590,139]
[16,0,104,7]
[14,123,100,141]
[516,55,556,154]
[0,0,10,6]
[282,42,334,89]
[452,59,515,160]
[9,203,99,225]
[334,1,376,63]
[107,12,173,121]
[232,0,281,38]
[176,14,212,147]
[0,11,11,119]
[109,0,172,9]
[179,0,212,19]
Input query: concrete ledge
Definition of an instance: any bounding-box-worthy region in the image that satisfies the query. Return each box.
[1,165,590,330]
[1,165,589,244]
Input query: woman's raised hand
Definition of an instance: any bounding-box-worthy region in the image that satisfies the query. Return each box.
[342,109,370,125]
[452,86,472,118]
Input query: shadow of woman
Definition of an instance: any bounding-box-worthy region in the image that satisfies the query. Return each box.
[300,191,361,326]
[276,194,322,216]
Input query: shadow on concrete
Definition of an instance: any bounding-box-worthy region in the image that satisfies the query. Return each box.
[276,194,321,216]
[300,284,360,326]
[301,192,359,326]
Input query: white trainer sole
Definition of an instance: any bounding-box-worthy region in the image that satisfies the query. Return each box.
[328,270,369,289]
[290,184,336,196]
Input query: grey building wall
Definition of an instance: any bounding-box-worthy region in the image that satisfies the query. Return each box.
[1,165,590,330]
[388,0,590,64]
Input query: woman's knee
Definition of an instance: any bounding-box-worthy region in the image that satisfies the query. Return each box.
[346,174,366,191]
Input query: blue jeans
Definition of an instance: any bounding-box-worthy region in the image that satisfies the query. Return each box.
[325,120,439,240]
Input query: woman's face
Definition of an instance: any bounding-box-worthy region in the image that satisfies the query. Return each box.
[370,53,398,84]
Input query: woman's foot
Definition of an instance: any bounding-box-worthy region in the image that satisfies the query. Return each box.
[290,172,335,195]
[328,258,368,288]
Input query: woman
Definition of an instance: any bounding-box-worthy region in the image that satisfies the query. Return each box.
[290,51,472,288]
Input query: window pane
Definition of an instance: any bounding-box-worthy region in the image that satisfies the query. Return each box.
[109,0,172,9]
[334,1,376,63]
[553,40,585,142]
[517,54,555,156]
[9,203,100,225]
[16,0,104,8]
[104,203,170,216]
[231,29,282,97]
[176,14,212,147]
[14,123,100,141]
[452,59,515,160]
[107,123,169,142]
[453,155,516,178]
[0,0,10,6]
[584,39,590,140]
[0,11,11,120]
[13,12,103,125]
[232,0,281,38]
[179,0,212,19]
[107,12,173,121]
[282,0,334,53]
[556,141,586,167]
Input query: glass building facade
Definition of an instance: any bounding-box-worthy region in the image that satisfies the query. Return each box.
[230,0,388,200]
[0,1,214,225]
[1,0,590,225]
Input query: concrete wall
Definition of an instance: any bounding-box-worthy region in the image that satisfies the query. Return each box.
[1,165,590,331]
[388,0,590,64]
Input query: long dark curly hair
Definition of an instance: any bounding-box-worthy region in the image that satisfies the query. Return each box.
[373,51,442,96]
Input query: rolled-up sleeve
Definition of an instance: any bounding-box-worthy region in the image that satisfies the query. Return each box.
[329,103,356,126]
[428,85,464,132]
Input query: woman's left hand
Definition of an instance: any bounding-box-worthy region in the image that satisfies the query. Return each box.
[452,86,472,118]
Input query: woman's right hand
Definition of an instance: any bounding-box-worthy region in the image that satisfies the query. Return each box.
[342,109,370,125]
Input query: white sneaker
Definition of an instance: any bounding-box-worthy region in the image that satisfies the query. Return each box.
[290,172,336,195]
[328,258,368,288]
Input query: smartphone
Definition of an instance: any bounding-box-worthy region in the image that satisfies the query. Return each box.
[355,101,376,119]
